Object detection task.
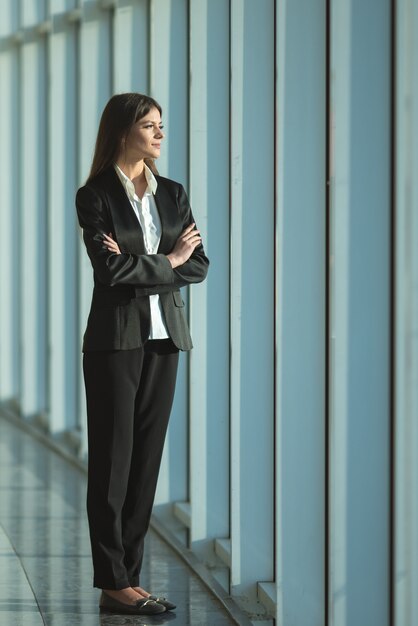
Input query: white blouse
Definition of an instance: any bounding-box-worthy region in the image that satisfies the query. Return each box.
[114,163,169,340]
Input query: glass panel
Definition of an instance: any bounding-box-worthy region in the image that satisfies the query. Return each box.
[328,1,392,624]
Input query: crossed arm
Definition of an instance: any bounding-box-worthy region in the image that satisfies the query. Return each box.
[103,222,199,270]
[76,183,209,294]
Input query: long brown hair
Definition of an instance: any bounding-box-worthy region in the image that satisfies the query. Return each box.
[87,93,162,183]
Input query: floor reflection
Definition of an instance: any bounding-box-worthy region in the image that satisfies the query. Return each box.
[0,415,235,625]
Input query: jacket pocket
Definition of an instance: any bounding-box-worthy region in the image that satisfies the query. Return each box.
[173,291,185,307]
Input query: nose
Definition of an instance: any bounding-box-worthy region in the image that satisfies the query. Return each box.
[155,127,164,139]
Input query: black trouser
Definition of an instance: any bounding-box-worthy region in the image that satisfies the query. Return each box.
[83,339,179,590]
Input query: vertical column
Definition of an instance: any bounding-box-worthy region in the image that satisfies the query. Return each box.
[113,0,149,93]
[150,0,188,182]
[0,3,20,402]
[188,0,230,550]
[150,0,189,506]
[20,0,48,419]
[230,0,275,606]
[328,0,392,624]
[47,18,78,433]
[394,1,418,624]
[78,4,112,181]
[275,0,327,624]
[77,2,111,453]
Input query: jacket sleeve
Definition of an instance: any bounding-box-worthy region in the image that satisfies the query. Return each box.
[76,184,174,288]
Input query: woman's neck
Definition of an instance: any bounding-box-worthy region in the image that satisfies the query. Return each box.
[116,158,145,182]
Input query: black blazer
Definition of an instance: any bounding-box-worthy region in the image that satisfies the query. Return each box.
[75,167,209,352]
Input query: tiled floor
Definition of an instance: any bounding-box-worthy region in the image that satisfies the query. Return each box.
[0,416,236,626]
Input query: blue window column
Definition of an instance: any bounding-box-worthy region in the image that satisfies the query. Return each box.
[394,1,418,624]
[150,0,189,507]
[47,18,78,433]
[328,0,392,624]
[274,1,327,624]
[0,6,20,403]
[20,1,48,420]
[229,0,275,608]
[113,0,149,93]
[77,2,111,454]
[188,0,230,556]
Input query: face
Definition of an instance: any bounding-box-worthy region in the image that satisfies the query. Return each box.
[122,107,165,161]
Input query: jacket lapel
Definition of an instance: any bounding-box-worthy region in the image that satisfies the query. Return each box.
[95,168,181,256]
[100,167,146,255]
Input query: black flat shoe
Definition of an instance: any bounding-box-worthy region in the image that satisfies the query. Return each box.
[99,591,166,615]
[149,595,176,611]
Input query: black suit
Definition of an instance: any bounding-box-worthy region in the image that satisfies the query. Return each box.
[76,166,209,350]
[76,167,208,590]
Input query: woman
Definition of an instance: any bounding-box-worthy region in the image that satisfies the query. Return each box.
[75,93,209,615]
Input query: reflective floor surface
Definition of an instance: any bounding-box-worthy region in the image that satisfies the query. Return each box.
[0,415,236,626]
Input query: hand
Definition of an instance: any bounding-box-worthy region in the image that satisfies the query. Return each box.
[166,223,202,269]
[103,232,121,255]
